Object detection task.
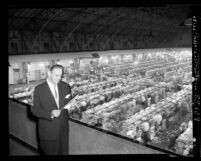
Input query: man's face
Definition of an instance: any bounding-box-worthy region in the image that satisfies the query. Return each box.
[49,68,63,85]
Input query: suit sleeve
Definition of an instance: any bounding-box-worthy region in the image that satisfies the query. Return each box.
[31,86,52,121]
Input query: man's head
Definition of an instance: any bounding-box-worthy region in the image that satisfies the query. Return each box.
[48,64,64,85]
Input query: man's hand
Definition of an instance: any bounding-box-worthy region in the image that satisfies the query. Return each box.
[51,109,61,119]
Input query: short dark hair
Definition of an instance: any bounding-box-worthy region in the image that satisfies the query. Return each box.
[50,64,64,76]
[50,64,64,71]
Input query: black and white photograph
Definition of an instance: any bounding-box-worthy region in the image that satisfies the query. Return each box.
[8,3,200,157]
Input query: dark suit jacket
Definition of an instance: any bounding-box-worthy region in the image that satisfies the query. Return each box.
[31,81,72,140]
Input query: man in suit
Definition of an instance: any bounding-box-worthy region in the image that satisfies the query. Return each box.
[31,64,72,155]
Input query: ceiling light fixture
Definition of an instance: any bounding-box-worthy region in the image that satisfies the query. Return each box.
[179,17,192,26]
[184,17,192,26]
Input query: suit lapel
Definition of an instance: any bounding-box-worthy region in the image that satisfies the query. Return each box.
[44,82,58,109]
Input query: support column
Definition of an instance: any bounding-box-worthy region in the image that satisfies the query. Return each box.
[74,58,80,73]
[18,63,25,83]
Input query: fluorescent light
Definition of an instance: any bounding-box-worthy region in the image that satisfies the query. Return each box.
[69,60,74,64]
[134,61,139,65]
[180,17,192,26]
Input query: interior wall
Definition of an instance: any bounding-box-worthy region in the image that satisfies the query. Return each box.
[8,47,192,84]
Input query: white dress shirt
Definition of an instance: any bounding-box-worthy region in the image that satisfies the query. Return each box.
[47,79,59,108]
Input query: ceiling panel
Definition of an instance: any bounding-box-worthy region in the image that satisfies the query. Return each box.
[8,5,192,42]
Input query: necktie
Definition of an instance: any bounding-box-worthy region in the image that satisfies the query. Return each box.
[54,85,57,100]
[54,85,59,108]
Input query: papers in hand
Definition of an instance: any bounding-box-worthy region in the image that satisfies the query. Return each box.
[61,94,79,111]
[63,104,71,110]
